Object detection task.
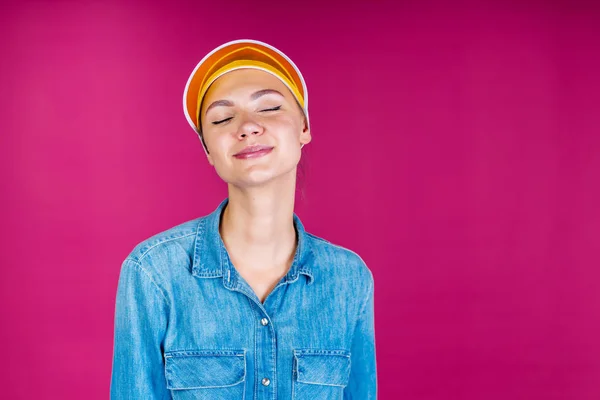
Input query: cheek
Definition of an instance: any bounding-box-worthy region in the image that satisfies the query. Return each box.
[203,130,230,151]
[268,114,303,138]
[203,138,230,168]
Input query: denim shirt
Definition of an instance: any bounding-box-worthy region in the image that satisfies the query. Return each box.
[110,198,377,399]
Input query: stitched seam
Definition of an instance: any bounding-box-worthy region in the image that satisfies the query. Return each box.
[169,381,245,390]
[165,350,246,356]
[359,269,373,319]
[306,233,371,275]
[296,380,347,387]
[193,218,205,272]
[349,269,373,341]
[320,239,366,266]
[125,258,171,307]
[294,353,351,388]
[249,300,258,400]
[272,311,277,400]
[243,349,247,400]
[138,231,196,261]
[306,232,330,243]
[165,350,247,391]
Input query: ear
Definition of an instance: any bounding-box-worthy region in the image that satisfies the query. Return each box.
[300,118,312,145]
[207,153,215,166]
[200,134,214,165]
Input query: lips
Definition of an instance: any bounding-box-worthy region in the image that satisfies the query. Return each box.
[234,145,274,157]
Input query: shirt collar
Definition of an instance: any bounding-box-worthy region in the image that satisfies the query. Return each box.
[192,197,315,285]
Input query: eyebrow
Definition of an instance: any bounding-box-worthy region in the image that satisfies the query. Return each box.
[204,89,285,116]
[251,89,284,100]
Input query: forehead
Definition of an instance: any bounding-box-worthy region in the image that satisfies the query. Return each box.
[203,68,292,102]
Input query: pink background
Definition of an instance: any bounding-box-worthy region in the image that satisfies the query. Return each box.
[1,0,599,398]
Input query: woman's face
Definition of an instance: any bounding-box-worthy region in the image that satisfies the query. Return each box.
[200,68,311,188]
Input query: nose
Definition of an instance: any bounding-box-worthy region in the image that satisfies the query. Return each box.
[237,116,264,140]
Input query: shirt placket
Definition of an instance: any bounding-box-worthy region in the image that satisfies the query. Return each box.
[225,261,288,400]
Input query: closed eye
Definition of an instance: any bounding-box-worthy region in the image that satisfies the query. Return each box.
[260,105,281,112]
[212,117,233,125]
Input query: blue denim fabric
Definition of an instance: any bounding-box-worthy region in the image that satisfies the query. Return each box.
[110,198,377,399]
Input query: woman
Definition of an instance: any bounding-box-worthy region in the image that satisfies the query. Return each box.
[110,39,377,399]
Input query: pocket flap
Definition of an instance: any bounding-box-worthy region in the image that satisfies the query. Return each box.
[164,350,246,390]
[294,349,351,387]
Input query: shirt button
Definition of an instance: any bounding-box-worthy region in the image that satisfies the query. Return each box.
[262,377,271,386]
[260,317,269,326]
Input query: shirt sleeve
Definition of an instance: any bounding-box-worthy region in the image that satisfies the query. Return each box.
[110,258,171,399]
[344,271,377,399]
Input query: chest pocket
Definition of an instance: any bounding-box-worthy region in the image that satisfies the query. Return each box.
[164,350,246,400]
[292,349,351,400]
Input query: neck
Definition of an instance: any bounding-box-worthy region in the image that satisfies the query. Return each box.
[220,170,298,272]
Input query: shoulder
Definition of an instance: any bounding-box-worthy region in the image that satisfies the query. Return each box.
[305,231,374,287]
[126,218,199,261]
[121,216,203,279]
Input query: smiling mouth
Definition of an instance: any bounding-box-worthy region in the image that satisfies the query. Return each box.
[233,147,274,159]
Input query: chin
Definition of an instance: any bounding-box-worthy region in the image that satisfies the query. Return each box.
[226,167,298,188]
